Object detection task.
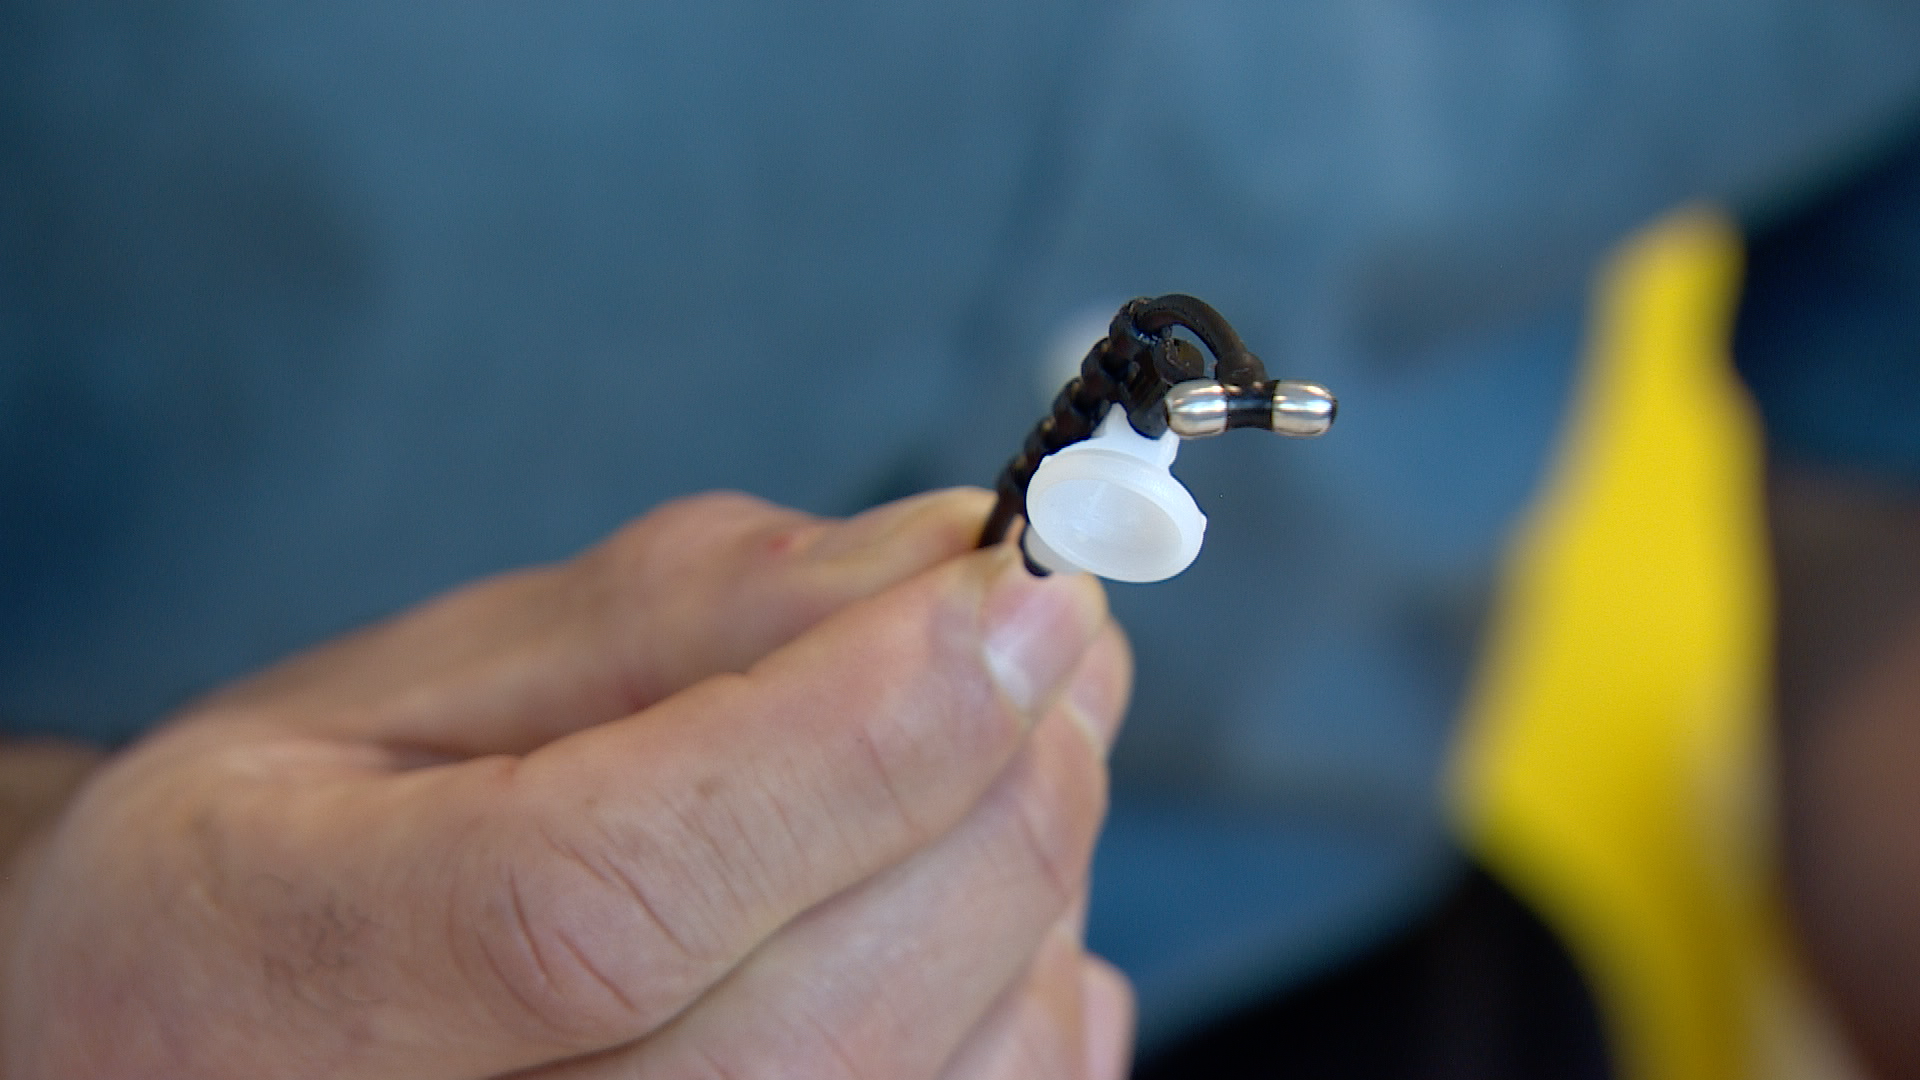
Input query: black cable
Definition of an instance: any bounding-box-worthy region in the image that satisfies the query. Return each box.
[977,293,1276,552]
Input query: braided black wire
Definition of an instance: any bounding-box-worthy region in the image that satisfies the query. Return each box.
[976,334,1132,548]
[976,294,1268,551]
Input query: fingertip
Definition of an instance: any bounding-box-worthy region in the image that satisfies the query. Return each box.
[912,485,999,518]
[808,487,996,562]
[1080,955,1136,1080]
[979,546,1109,720]
[1061,624,1132,756]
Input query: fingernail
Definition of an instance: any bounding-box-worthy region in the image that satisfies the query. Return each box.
[980,547,1106,718]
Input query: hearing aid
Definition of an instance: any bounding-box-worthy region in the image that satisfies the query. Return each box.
[979,294,1335,582]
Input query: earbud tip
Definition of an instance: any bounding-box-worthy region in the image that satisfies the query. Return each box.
[1026,447,1206,583]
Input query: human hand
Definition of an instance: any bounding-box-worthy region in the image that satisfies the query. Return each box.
[0,489,1134,1079]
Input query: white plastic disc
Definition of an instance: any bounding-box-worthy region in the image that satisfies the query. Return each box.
[1025,406,1206,583]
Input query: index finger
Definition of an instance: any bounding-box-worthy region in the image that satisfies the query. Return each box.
[459,546,1112,1061]
[196,487,996,759]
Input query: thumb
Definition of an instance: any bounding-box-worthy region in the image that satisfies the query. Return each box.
[163,543,1109,1080]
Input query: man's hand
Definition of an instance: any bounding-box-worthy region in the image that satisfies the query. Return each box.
[0,489,1134,1080]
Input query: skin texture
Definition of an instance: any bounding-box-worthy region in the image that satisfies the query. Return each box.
[0,488,1136,1080]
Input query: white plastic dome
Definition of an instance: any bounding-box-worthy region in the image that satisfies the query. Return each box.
[1024,405,1206,583]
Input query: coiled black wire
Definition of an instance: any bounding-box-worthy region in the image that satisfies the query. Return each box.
[977,293,1269,550]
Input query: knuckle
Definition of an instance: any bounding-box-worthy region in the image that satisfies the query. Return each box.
[836,652,1025,853]
[604,492,812,573]
[639,490,783,535]
[458,860,632,1045]
[591,492,770,582]
[458,801,719,1044]
[574,494,827,700]
[586,492,825,618]
[842,687,942,848]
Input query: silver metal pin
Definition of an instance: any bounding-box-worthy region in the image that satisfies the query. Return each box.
[1270,381,1336,437]
[1163,379,1229,437]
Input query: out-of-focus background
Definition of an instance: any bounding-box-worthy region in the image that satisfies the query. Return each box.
[5,4,1920,1077]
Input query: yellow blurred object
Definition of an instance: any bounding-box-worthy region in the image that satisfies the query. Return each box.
[1450,210,1860,1080]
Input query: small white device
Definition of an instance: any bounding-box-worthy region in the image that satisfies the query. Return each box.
[977,294,1335,583]
[1023,405,1205,583]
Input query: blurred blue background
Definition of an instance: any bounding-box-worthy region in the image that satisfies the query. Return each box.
[4,1,1919,1052]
